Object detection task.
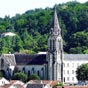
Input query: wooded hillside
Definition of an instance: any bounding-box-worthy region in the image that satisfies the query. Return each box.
[0,1,88,54]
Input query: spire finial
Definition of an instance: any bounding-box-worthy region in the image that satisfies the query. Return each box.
[50,5,61,36]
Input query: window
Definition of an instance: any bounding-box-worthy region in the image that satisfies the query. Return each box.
[72,70,74,74]
[41,68,43,71]
[41,68,44,79]
[53,40,55,50]
[28,70,30,76]
[37,70,40,76]
[72,63,74,67]
[67,70,69,74]
[22,67,25,73]
[67,63,69,67]
[72,77,74,81]
[1,59,4,67]
[50,39,52,50]
[32,68,34,73]
[67,77,69,81]
[64,77,65,82]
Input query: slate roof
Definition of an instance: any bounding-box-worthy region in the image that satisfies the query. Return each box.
[26,84,43,88]
[15,54,47,65]
[64,54,88,61]
[1,53,88,66]
[26,80,59,88]
[1,54,16,65]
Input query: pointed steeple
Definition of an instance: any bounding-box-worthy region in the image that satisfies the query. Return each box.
[50,6,61,36]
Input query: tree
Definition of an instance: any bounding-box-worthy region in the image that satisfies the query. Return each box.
[76,63,88,81]
[12,72,27,82]
[53,82,64,88]
[28,74,40,80]
[0,71,3,78]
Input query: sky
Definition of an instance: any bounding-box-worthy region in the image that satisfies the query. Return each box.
[0,0,87,18]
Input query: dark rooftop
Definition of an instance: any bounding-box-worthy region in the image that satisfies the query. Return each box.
[15,54,47,65]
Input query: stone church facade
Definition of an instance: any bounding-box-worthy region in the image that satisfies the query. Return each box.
[0,8,88,84]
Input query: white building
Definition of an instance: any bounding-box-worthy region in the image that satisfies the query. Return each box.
[0,77,10,86]
[1,32,16,37]
[0,7,88,84]
[63,54,88,84]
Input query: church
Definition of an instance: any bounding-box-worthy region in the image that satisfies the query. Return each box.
[0,8,88,84]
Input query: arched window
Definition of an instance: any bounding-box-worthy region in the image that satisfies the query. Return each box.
[50,39,52,50]
[32,68,34,73]
[28,70,30,76]
[53,40,55,50]
[1,59,4,67]
[41,68,44,79]
[37,70,40,76]
[22,67,25,73]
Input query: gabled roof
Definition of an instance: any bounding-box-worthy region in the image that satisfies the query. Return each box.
[26,84,43,88]
[26,80,59,88]
[15,54,47,65]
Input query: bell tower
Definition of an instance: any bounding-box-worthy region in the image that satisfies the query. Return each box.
[47,7,63,81]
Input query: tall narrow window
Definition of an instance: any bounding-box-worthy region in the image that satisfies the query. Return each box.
[53,40,55,50]
[72,70,74,74]
[67,77,69,81]
[1,59,4,68]
[72,77,74,81]
[64,77,65,82]
[67,63,69,67]
[32,68,34,73]
[67,70,69,74]
[50,40,52,50]
[41,68,44,79]
[37,70,40,76]
[28,70,30,76]
[22,67,25,73]
[72,63,74,67]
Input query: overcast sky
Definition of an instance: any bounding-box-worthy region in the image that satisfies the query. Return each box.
[0,0,87,18]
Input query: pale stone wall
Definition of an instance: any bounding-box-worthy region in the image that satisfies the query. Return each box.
[63,60,88,84]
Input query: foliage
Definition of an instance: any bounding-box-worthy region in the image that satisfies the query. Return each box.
[12,72,27,82]
[28,74,40,80]
[53,82,64,88]
[0,72,3,78]
[76,63,88,81]
[0,1,88,54]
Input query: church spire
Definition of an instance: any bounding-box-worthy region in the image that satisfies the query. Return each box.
[50,6,61,36]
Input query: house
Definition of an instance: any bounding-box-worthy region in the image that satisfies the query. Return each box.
[1,32,16,37]
[1,80,24,88]
[25,80,58,88]
[0,77,9,86]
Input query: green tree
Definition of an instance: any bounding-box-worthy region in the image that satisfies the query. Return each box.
[0,72,3,78]
[12,72,27,82]
[76,63,88,81]
[53,82,64,88]
[28,74,40,80]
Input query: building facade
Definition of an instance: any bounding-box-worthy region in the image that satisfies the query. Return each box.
[0,8,88,84]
